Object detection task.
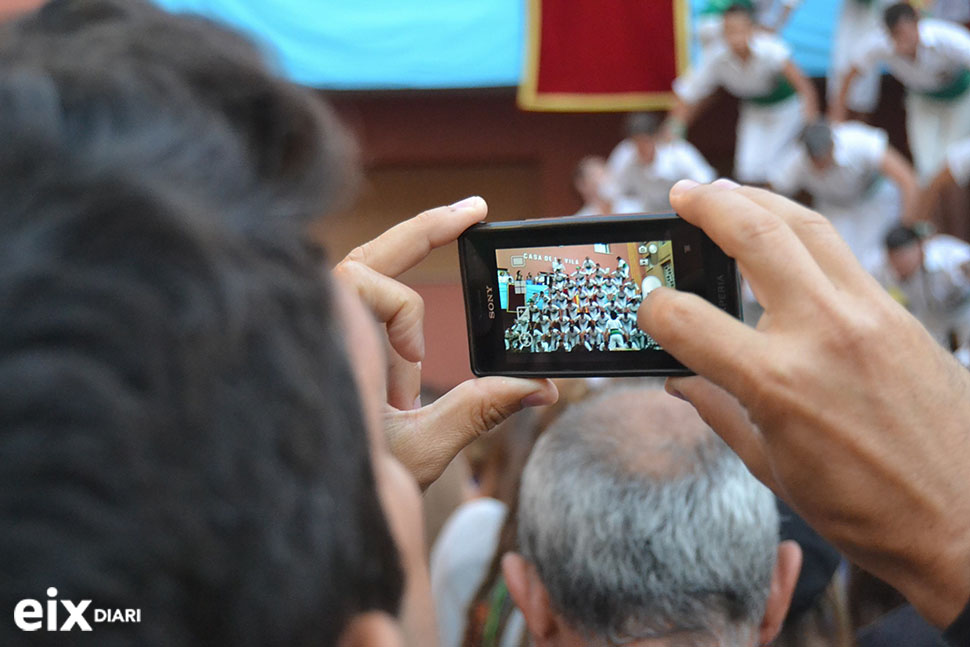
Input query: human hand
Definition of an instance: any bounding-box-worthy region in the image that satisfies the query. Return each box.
[335,197,558,490]
[638,180,970,627]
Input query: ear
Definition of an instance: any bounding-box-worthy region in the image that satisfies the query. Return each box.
[758,540,804,645]
[337,612,404,647]
[502,552,556,643]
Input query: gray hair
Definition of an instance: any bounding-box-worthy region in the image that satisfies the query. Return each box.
[624,112,662,138]
[517,386,779,646]
[801,121,834,161]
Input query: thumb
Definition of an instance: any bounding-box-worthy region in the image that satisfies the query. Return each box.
[668,376,780,493]
[402,377,558,488]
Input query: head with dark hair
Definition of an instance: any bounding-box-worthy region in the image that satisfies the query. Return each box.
[884,3,920,56]
[885,224,924,281]
[1,0,357,226]
[724,1,756,19]
[885,224,920,250]
[624,112,662,164]
[801,121,835,168]
[723,2,756,56]
[884,2,917,30]
[0,2,407,646]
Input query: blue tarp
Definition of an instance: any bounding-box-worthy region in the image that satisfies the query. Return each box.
[152,0,841,90]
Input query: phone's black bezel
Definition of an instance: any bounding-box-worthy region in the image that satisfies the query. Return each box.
[458,213,741,377]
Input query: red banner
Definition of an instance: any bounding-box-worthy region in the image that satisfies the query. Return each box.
[518,0,689,112]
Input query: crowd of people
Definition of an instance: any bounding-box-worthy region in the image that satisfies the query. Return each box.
[504,255,658,352]
[3,2,970,647]
[576,0,970,365]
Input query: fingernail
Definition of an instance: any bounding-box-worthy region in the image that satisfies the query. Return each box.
[712,177,740,189]
[669,179,699,198]
[412,395,422,410]
[449,196,483,211]
[521,391,553,408]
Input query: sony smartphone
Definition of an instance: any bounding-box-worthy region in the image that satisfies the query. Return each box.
[458,213,741,377]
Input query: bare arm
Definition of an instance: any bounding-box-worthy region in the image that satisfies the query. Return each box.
[881,147,920,224]
[829,66,860,122]
[782,59,819,121]
[663,97,702,140]
[914,166,958,225]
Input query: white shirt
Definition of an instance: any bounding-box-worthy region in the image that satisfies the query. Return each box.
[854,18,970,93]
[770,122,888,206]
[876,235,970,344]
[917,235,970,309]
[604,139,716,213]
[674,32,792,103]
[946,137,970,185]
[431,499,512,647]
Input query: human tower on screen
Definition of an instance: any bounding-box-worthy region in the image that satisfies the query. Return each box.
[504,256,659,352]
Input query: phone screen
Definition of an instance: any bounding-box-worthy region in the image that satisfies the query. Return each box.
[494,240,674,353]
[459,213,740,377]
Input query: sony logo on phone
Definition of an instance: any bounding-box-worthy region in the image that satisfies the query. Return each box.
[485,286,495,319]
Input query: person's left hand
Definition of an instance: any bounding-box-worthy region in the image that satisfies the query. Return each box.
[334,197,559,489]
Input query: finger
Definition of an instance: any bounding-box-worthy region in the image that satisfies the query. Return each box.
[334,260,425,362]
[638,287,763,399]
[669,181,833,309]
[386,345,421,412]
[667,376,780,494]
[424,377,558,446]
[733,186,875,292]
[342,196,487,278]
[395,377,558,488]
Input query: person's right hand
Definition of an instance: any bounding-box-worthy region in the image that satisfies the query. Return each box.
[638,179,970,628]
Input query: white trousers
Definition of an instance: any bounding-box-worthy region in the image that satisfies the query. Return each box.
[906,89,970,182]
[736,96,804,184]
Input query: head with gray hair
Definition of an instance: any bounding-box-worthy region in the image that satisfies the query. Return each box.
[801,121,835,168]
[507,385,796,647]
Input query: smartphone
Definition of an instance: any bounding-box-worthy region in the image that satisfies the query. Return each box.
[458,213,741,377]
